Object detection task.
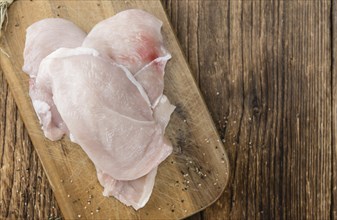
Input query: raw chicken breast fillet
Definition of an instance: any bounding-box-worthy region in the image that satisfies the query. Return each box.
[23,18,86,77]
[23,18,86,141]
[36,47,172,181]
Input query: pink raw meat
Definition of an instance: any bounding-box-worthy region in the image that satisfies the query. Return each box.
[82,9,168,74]
[23,18,86,77]
[23,18,86,140]
[81,10,175,208]
[36,47,172,181]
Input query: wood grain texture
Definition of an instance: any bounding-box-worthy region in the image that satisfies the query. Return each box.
[0,70,62,219]
[1,0,336,219]
[198,1,331,219]
[0,0,229,219]
[165,0,333,219]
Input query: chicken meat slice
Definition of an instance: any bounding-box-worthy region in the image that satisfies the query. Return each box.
[82,9,168,74]
[23,18,86,140]
[96,94,175,210]
[96,167,158,210]
[23,18,86,77]
[36,47,173,181]
[134,54,171,107]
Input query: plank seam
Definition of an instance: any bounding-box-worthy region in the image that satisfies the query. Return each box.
[0,75,8,169]
[330,0,335,219]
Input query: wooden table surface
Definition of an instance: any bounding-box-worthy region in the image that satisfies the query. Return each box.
[1,0,337,219]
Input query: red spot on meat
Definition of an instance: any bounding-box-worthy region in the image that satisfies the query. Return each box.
[136,34,160,62]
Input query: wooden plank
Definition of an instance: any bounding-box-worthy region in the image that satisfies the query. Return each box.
[0,69,62,219]
[0,0,229,219]
[192,1,332,219]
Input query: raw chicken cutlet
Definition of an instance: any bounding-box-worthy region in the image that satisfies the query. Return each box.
[37,47,172,180]
[23,18,86,140]
[83,9,168,75]
[23,9,175,210]
[23,18,87,78]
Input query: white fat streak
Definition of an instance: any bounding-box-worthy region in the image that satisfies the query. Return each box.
[133,54,171,108]
[134,167,158,210]
[116,64,152,107]
[44,47,99,60]
[134,54,171,78]
[152,95,162,109]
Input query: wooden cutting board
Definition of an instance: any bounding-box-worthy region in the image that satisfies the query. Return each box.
[0,0,229,219]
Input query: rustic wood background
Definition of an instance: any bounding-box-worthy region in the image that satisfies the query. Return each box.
[1,0,336,219]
